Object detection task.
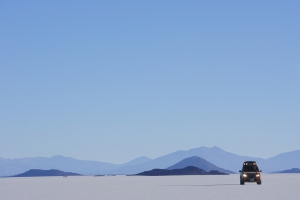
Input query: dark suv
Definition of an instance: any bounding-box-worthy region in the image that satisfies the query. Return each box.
[239,161,262,185]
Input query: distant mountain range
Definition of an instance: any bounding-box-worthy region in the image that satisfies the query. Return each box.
[275,168,300,173]
[1,146,299,176]
[0,155,151,177]
[107,146,300,175]
[166,156,234,174]
[137,166,228,176]
[11,169,81,177]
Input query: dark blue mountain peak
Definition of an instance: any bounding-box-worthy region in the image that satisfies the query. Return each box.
[12,169,81,177]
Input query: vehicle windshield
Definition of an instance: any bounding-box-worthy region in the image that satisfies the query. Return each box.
[243,165,259,172]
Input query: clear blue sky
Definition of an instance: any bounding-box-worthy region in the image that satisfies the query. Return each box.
[1,0,299,163]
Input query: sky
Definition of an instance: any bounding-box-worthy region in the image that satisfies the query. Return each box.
[0,0,299,164]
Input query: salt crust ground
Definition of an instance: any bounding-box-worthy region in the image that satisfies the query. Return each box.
[0,174,299,200]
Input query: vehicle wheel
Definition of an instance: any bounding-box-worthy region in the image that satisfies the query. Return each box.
[240,180,244,185]
[257,181,261,185]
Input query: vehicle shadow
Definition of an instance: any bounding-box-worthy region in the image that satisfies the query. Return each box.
[162,184,240,187]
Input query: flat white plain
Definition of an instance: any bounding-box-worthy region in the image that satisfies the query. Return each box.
[0,174,299,200]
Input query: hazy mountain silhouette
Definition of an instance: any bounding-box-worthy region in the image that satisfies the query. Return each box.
[0,155,118,177]
[122,156,152,166]
[166,156,234,174]
[11,169,81,177]
[111,147,300,174]
[111,146,262,174]
[137,166,228,176]
[0,155,151,177]
[277,168,300,173]
[1,147,299,176]
[264,150,300,172]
